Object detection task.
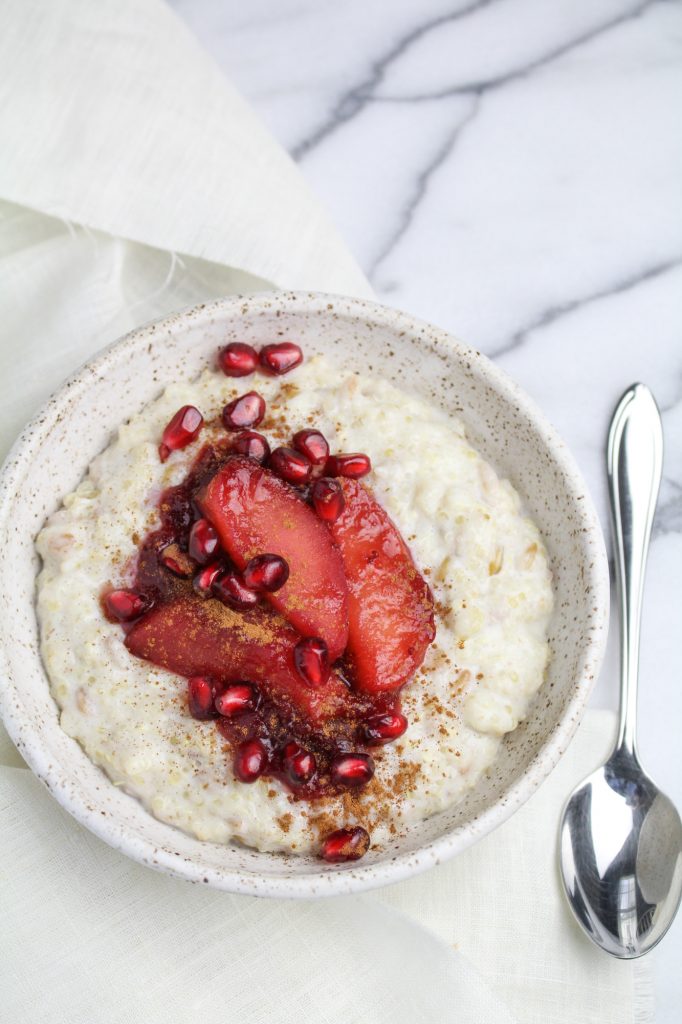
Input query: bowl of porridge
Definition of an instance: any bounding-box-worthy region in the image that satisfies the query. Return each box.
[0,292,608,896]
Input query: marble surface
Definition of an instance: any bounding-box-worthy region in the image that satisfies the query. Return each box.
[169,0,681,1014]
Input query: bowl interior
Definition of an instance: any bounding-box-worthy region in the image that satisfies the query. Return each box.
[0,292,608,896]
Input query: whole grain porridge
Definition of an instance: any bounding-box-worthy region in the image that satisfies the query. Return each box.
[36,343,553,861]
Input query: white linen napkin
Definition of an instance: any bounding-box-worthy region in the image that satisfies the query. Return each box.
[0,2,651,1022]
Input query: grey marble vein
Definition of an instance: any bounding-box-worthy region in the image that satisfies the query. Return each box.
[653,478,682,539]
[291,0,653,159]
[291,0,498,159]
[659,372,682,416]
[368,97,481,280]
[487,256,682,360]
[377,0,655,101]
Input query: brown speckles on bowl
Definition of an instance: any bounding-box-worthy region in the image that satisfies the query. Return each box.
[0,291,608,897]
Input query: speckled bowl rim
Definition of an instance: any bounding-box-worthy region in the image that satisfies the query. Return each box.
[0,291,609,898]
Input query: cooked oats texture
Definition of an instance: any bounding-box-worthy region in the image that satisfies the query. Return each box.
[37,356,553,854]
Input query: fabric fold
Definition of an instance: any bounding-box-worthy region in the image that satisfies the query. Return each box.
[0,0,370,298]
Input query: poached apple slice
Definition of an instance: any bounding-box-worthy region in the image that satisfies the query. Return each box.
[329,480,435,693]
[125,595,349,724]
[199,456,349,659]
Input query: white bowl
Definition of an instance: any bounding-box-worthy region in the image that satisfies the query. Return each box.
[0,292,608,897]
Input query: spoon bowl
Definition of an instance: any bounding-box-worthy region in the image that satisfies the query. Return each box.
[560,749,682,957]
[559,383,682,957]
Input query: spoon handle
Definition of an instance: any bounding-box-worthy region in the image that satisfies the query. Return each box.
[607,384,663,759]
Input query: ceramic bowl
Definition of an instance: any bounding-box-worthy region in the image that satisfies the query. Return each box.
[0,292,609,897]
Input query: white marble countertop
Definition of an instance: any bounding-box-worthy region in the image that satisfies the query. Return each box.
[170,0,681,1015]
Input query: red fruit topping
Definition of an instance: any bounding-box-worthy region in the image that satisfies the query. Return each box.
[222,392,266,431]
[269,447,312,485]
[292,429,329,466]
[232,430,270,463]
[330,753,375,788]
[294,637,329,688]
[215,684,258,718]
[325,453,372,479]
[212,571,260,609]
[311,477,345,522]
[188,518,220,565]
[259,342,303,375]
[243,553,289,593]
[159,406,203,462]
[160,543,195,578]
[321,827,371,863]
[188,676,219,720]
[192,561,223,598]
[234,738,268,782]
[125,595,350,723]
[199,456,349,659]
[361,712,408,745]
[104,588,151,623]
[329,480,435,692]
[218,342,258,377]
[282,741,317,785]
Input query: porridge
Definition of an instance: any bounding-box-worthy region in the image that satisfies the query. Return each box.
[36,340,553,861]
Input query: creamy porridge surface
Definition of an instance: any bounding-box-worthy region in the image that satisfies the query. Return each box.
[36,356,553,854]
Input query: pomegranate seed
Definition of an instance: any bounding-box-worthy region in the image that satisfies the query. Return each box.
[242,554,289,592]
[159,406,203,462]
[215,684,258,718]
[361,712,408,745]
[222,391,266,430]
[325,453,371,479]
[292,429,329,466]
[104,589,151,622]
[188,676,218,720]
[160,543,194,578]
[188,518,219,565]
[294,637,329,688]
[234,738,268,782]
[331,753,375,789]
[259,342,303,375]
[232,430,270,463]
[321,827,370,863]
[311,478,345,522]
[218,342,258,377]
[269,447,312,484]
[193,561,223,598]
[213,571,260,608]
[282,741,316,785]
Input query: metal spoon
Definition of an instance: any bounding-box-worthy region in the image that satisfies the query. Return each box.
[559,383,682,958]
